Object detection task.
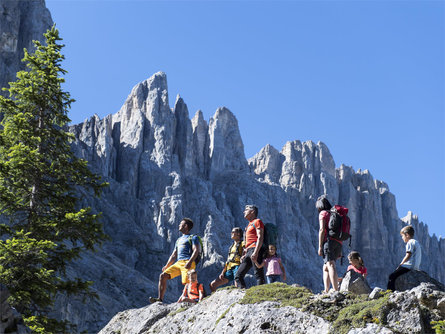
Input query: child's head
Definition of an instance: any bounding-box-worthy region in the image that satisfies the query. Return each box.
[188,269,198,282]
[347,251,364,267]
[400,225,414,243]
[268,244,277,257]
[231,227,243,241]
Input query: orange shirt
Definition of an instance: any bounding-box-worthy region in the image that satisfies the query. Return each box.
[182,281,204,299]
[245,219,264,249]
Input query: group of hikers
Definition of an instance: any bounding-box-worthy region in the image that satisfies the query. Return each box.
[149,196,422,304]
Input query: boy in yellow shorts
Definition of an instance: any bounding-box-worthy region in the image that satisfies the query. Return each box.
[150,218,200,303]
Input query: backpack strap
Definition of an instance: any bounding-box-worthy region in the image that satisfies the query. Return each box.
[246,219,262,247]
[227,241,242,264]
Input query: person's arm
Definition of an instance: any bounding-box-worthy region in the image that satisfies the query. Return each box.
[400,252,412,267]
[251,224,264,262]
[186,240,199,269]
[279,259,286,281]
[163,248,177,272]
[254,259,265,268]
[318,215,325,257]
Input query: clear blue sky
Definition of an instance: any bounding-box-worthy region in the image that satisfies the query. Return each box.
[46,1,444,237]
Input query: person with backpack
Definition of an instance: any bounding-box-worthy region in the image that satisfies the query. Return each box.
[235,205,265,288]
[149,218,200,303]
[209,227,244,292]
[178,269,205,303]
[316,195,348,293]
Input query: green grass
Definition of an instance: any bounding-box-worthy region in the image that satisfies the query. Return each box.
[215,302,237,327]
[432,320,445,334]
[239,283,313,308]
[168,306,188,317]
[237,283,396,334]
[330,293,392,334]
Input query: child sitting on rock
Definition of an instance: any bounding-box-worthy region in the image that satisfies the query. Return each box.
[387,225,422,291]
[254,244,286,284]
[346,251,367,278]
[178,269,204,303]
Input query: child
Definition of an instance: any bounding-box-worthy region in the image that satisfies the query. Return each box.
[178,270,204,303]
[387,225,422,291]
[346,251,367,278]
[254,244,286,284]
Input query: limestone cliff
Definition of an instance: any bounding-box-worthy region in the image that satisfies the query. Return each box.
[66,72,445,332]
[0,0,53,95]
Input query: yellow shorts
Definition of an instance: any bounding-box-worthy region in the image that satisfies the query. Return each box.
[163,260,196,284]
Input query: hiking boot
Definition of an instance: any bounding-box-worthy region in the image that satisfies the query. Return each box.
[149,297,162,304]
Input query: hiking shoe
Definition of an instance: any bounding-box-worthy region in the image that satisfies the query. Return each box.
[149,297,162,304]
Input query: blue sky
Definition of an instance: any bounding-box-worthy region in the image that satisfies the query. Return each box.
[46,1,444,237]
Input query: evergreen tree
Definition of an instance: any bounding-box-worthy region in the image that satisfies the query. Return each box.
[0,26,107,333]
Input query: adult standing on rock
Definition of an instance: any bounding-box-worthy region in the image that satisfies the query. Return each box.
[149,218,199,303]
[235,205,265,288]
[316,196,341,293]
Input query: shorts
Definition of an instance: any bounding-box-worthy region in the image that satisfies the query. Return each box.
[323,239,342,264]
[163,260,196,284]
[224,265,239,281]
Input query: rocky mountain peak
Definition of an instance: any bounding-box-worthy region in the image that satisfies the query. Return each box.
[208,107,248,178]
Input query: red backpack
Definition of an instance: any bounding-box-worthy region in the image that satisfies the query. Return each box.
[328,205,351,244]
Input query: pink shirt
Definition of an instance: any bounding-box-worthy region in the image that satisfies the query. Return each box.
[263,256,282,276]
[347,264,367,276]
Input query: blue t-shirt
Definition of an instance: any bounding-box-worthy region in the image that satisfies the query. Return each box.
[176,234,200,261]
[401,239,422,270]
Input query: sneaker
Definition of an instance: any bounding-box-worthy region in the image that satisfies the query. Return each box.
[149,297,162,304]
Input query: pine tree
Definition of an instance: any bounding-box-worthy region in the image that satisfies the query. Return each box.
[0,26,107,334]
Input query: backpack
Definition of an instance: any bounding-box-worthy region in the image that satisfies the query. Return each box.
[227,240,244,264]
[327,205,351,244]
[188,235,204,264]
[248,220,277,253]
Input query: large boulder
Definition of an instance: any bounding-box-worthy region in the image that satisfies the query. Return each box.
[395,270,445,292]
[340,270,372,295]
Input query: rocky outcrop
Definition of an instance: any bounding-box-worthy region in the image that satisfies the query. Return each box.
[394,270,445,292]
[98,284,445,334]
[340,270,372,295]
[0,0,53,94]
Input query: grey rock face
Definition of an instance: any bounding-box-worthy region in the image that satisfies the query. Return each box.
[394,270,445,292]
[0,0,53,95]
[64,72,445,333]
[340,270,372,295]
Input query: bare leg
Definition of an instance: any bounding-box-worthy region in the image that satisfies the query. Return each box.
[326,260,338,291]
[210,277,229,292]
[323,263,330,293]
[158,272,171,300]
